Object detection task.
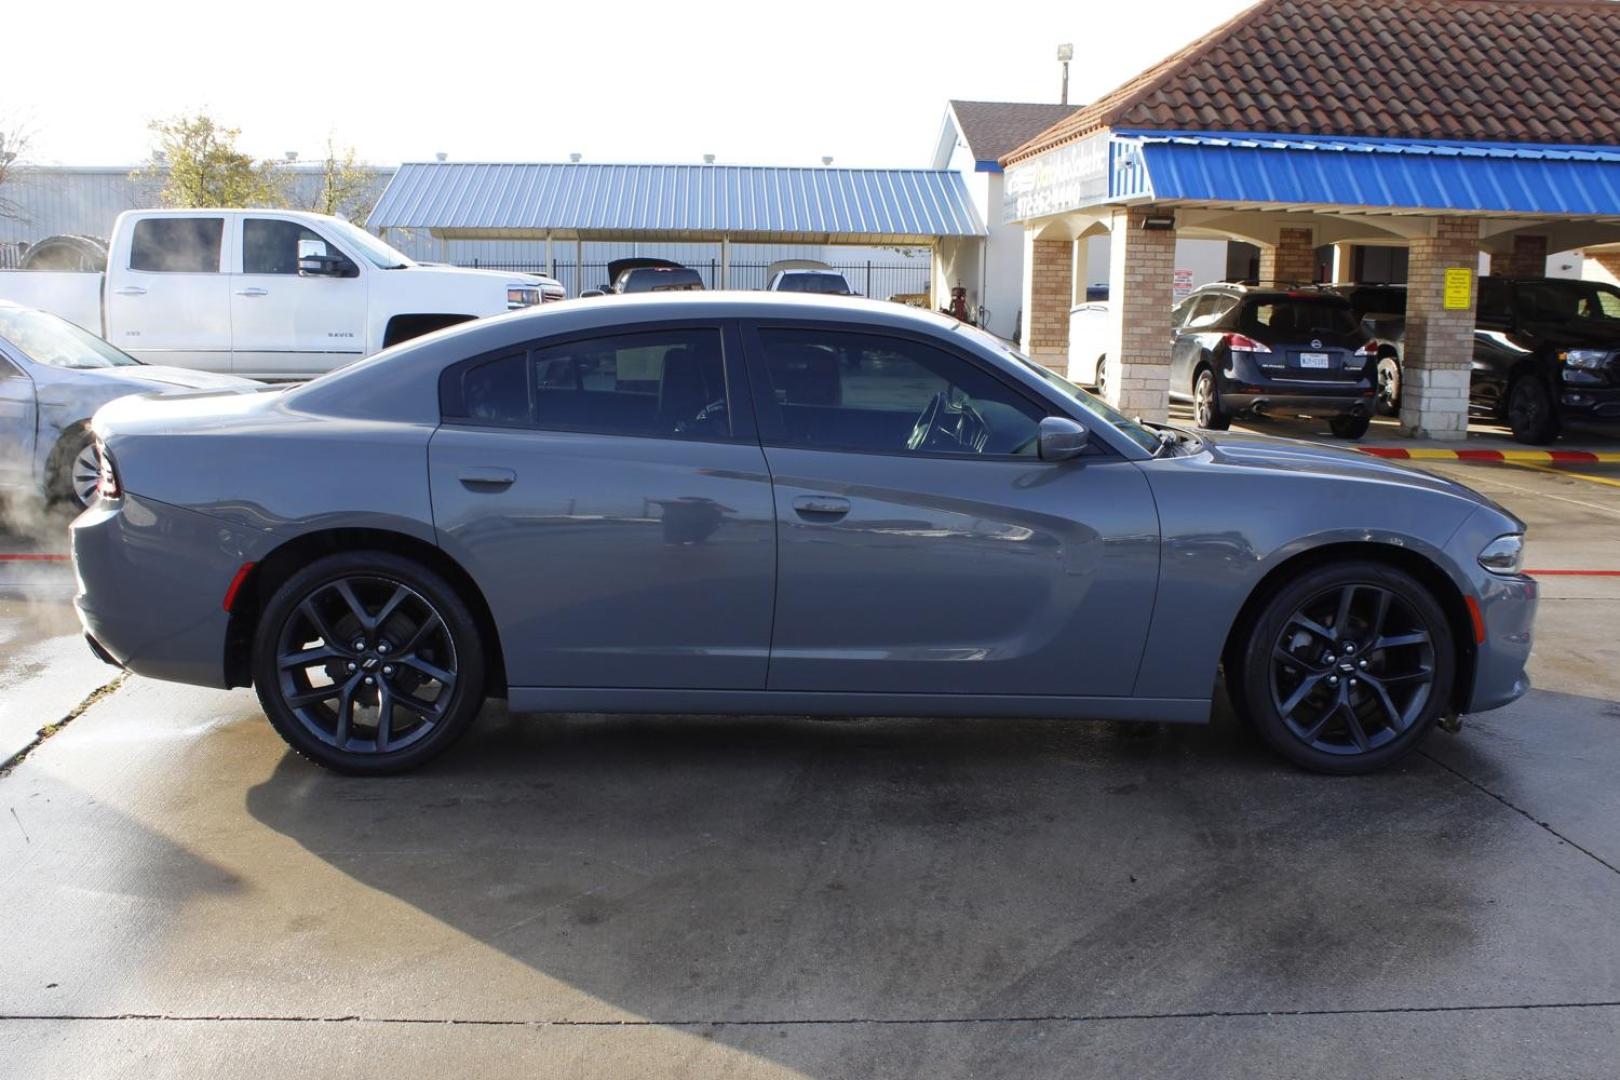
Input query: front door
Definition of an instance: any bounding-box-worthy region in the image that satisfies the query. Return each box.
[0,354,35,491]
[231,217,367,378]
[429,322,776,690]
[744,323,1160,697]
[106,214,233,371]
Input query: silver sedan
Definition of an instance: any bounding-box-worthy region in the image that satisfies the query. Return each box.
[0,302,257,507]
[71,294,1536,776]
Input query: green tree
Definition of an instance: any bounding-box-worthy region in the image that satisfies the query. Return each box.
[303,138,381,223]
[137,112,285,208]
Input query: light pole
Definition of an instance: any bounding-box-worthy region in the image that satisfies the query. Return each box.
[1057,43,1074,106]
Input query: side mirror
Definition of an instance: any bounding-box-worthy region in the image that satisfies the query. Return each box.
[579,289,606,298]
[1037,415,1090,461]
[297,238,345,277]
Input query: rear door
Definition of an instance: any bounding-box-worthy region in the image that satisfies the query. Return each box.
[105,214,233,371]
[230,217,368,378]
[743,321,1160,697]
[428,321,776,690]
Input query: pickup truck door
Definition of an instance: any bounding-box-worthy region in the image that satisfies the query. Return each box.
[105,214,233,372]
[231,217,367,379]
[0,353,36,491]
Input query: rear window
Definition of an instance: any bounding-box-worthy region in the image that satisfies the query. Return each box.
[1242,297,1360,338]
[129,217,223,273]
[777,273,852,295]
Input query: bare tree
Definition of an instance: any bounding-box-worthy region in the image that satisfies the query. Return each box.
[0,117,33,221]
[303,138,383,224]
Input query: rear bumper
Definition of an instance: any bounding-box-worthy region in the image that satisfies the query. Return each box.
[71,493,259,689]
[1219,357,1376,417]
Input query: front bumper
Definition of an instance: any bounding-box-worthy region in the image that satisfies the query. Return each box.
[1446,506,1536,714]
[1556,384,1620,420]
[72,493,260,689]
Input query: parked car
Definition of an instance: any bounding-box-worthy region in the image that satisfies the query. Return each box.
[74,294,1534,778]
[1318,283,1407,416]
[767,268,854,295]
[1335,277,1620,443]
[0,209,562,379]
[0,302,258,507]
[581,258,706,297]
[1169,284,1379,439]
[1066,300,1110,391]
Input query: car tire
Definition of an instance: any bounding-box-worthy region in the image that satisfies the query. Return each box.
[1094,356,1108,399]
[1239,560,1454,775]
[1507,375,1561,445]
[251,551,488,775]
[1375,355,1402,417]
[1329,413,1372,440]
[47,427,101,510]
[1193,367,1231,431]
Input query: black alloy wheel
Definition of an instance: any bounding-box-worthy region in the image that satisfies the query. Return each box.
[1193,367,1231,431]
[252,552,486,774]
[1242,561,1453,774]
[1507,375,1560,445]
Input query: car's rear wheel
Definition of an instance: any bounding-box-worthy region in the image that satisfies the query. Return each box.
[1507,375,1560,445]
[1328,413,1372,440]
[1240,560,1454,775]
[1193,367,1231,430]
[1375,355,1402,417]
[251,551,487,774]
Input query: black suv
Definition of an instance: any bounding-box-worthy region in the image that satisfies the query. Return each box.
[1169,284,1378,439]
[1326,277,1620,443]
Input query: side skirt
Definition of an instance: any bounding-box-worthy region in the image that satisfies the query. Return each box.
[506,688,1212,725]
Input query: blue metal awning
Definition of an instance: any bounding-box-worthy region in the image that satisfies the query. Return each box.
[1127,133,1620,217]
[368,162,985,244]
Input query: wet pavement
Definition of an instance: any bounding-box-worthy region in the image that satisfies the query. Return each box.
[2,437,1619,1078]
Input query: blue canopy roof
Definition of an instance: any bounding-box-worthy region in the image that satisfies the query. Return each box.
[369,162,985,244]
[1128,133,1620,217]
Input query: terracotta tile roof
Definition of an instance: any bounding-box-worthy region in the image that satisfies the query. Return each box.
[1002,0,1620,165]
[948,100,1082,162]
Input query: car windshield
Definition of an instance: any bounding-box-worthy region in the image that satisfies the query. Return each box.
[0,306,139,369]
[324,219,414,269]
[778,273,852,295]
[953,324,1162,454]
[1515,280,1620,324]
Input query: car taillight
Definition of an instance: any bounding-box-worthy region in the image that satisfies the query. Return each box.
[95,443,120,500]
[1224,332,1272,353]
[1355,341,1379,356]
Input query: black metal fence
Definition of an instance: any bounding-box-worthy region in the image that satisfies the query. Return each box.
[458,259,931,301]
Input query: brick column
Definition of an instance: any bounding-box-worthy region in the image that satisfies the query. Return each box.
[1019,231,1073,371]
[1497,234,1548,279]
[1589,251,1620,282]
[1399,219,1481,441]
[1258,227,1315,285]
[1104,206,1175,421]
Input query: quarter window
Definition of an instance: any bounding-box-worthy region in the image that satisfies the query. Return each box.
[755,328,1043,456]
[129,217,223,273]
[449,328,732,440]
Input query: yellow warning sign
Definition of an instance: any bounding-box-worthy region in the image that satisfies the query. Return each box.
[1443,267,1473,310]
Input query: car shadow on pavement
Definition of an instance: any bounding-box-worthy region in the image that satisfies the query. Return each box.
[231,693,1587,1076]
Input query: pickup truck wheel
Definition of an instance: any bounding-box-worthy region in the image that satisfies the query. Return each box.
[1507,375,1560,445]
[1375,355,1402,417]
[48,428,100,510]
[252,551,487,775]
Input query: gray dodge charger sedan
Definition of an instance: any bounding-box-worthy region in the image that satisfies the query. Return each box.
[72,294,1536,776]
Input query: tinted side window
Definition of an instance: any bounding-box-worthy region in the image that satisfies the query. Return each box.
[1477,279,1512,323]
[129,217,223,273]
[756,329,1043,456]
[450,329,731,440]
[243,219,354,276]
[1185,295,1231,330]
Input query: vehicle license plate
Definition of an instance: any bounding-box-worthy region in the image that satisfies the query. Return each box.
[1299,352,1331,369]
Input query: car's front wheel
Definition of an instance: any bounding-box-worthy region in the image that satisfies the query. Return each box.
[1507,374,1560,445]
[251,551,487,774]
[1329,413,1372,440]
[48,427,101,510]
[1240,560,1454,775]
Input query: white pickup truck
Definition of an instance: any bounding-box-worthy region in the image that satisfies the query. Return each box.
[0,209,563,379]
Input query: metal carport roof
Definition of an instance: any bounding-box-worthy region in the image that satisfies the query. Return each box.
[367,162,986,244]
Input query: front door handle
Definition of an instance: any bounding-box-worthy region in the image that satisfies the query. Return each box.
[792,495,850,519]
[234,287,268,297]
[112,286,147,297]
[458,466,516,491]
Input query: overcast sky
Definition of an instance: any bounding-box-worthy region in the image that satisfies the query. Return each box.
[8,0,1252,167]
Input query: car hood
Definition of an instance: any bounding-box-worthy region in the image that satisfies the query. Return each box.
[36,365,260,409]
[1509,320,1620,349]
[1197,429,1506,510]
[404,264,559,287]
[101,366,261,391]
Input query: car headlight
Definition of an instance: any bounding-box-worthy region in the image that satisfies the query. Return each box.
[507,286,541,309]
[1560,349,1610,370]
[1477,533,1525,575]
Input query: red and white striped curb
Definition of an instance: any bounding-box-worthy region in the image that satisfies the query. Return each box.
[1359,447,1620,463]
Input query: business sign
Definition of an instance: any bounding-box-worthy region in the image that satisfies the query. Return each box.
[1442,267,1474,310]
[1003,131,1112,224]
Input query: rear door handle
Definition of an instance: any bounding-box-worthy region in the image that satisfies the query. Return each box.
[458,466,516,491]
[792,495,850,519]
[234,287,268,297]
[112,286,147,297]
